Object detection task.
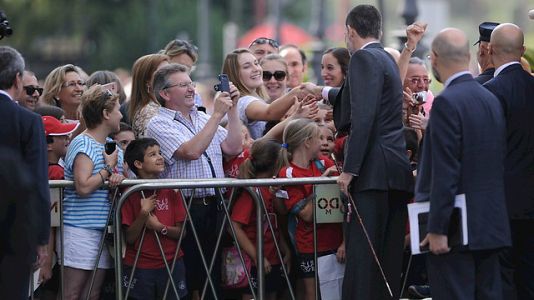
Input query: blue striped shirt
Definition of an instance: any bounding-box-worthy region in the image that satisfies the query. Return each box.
[63,134,123,230]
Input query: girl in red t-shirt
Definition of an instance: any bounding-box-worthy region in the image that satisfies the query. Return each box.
[230,138,292,300]
[277,118,344,300]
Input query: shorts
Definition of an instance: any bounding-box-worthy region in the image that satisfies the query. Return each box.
[57,225,113,270]
[238,264,285,294]
[122,258,188,300]
[296,250,337,279]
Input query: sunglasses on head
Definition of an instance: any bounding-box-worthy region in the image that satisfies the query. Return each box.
[23,85,43,96]
[263,71,286,81]
[173,39,198,53]
[249,37,279,49]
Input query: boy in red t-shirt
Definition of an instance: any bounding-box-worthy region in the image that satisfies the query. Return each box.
[122,138,188,299]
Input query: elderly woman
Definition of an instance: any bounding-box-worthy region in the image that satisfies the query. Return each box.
[41,64,86,123]
[127,54,169,138]
[60,85,125,300]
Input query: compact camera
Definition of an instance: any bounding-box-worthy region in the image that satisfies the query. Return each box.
[214,74,230,93]
[412,91,427,105]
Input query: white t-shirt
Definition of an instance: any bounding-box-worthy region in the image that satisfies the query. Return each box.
[237,95,267,139]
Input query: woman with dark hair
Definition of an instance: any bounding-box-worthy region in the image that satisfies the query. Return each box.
[321,47,350,87]
[127,54,169,137]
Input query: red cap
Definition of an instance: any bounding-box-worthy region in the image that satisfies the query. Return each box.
[42,116,79,136]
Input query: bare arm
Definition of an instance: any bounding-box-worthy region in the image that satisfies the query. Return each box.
[398,22,427,82]
[221,83,244,156]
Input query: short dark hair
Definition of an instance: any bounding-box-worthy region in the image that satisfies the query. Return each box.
[0,46,24,90]
[346,5,382,39]
[280,44,307,64]
[124,138,160,176]
[35,104,65,120]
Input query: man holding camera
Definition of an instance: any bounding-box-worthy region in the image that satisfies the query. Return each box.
[147,63,242,299]
[403,57,430,134]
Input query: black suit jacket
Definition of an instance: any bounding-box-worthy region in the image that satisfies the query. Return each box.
[475,67,495,84]
[328,43,413,193]
[415,74,511,250]
[484,63,534,219]
[0,93,50,263]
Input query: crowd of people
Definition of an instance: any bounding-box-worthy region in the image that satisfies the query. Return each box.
[0,4,533,300]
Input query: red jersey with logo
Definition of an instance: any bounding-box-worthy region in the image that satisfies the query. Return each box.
[231,186,281,265]
[278,156,343,254]
[122,189,185,269]
[223,148,250,178]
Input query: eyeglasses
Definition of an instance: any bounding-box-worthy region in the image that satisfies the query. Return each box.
[263,70,287,81]
[164,81,196,90]
[408,77,432,85]
[62,80,86,88]
[249,37,280,49]
[23,85,43,96]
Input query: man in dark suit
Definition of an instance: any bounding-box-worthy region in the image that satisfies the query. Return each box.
[474,22,499,84]
[416,28,511,300]
[319,5,414,299]
[484,23,534,300]
[0,46,51,299]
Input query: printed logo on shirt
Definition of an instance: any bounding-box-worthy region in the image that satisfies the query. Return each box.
[156,197,169,211]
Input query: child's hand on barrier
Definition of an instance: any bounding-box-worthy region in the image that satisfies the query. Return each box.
[140,194,157,216]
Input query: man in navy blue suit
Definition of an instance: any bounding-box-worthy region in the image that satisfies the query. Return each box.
[0,46,50,299]
[484,23,534,300]
[416,28,511,299]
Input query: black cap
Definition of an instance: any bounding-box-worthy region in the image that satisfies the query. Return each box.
[474,22,500,45]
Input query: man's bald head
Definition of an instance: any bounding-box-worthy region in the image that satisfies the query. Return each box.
[431,28,470,67]
[490,23,524,60]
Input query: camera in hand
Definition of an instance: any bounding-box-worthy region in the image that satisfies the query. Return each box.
[0,11,13,40]
[105,141,116,155]
[214,74,230,93]
[412,91,427,105]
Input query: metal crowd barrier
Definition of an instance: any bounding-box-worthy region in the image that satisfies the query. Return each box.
[46,177,338,300]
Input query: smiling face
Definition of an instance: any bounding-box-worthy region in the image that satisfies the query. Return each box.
[136,145,165,177]
[57,71,84,108]
[20,72,40,110]
[161,71,196,113]
[321,53,344,87]
[261,59,288,101]
[238,52,263,91]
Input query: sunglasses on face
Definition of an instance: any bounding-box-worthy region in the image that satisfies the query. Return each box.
[249,37,280,49]
[263,71,286,81]
[23,85,43,96]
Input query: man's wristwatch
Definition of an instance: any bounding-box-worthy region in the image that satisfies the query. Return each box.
[103,164,114,175]
[160,226,168,236]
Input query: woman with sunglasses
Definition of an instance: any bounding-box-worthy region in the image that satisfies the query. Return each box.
[260,54,289,103]
[42,64,86,123]
[127,54,169,138]
[223,48,316,139]
[321,47,350,88]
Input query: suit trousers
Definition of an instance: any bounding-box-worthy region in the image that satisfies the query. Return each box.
[342,190,408,300]
[427,248,503,300]
[500,219,534,300]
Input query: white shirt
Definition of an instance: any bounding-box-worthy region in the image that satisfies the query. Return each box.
[494,61,521,77]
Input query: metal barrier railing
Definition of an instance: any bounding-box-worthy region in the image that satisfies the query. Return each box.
[47,177,338,300]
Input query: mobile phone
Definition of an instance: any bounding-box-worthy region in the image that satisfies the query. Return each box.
[105,141,116,155]
[101,82,117,93]
[214,74,230,93]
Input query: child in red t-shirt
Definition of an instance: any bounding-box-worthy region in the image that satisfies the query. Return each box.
[230,138,291,299]
[277,118,344,300]
[122,138,188,299]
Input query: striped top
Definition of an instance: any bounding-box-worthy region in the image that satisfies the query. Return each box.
[147,106,227,197]
[63,134,124,230]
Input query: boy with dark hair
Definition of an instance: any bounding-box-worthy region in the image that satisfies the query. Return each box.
[121,138,188,299]
[110,122,135,151]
